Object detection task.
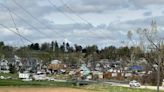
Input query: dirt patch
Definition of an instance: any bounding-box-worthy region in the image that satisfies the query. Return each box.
[0,87,94,92]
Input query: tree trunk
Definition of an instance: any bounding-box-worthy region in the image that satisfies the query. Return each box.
[157,51,161,92]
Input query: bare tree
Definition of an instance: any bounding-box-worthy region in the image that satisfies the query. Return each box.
[127,30,138,66]
[137,20,163,92]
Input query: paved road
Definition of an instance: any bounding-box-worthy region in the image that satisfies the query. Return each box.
[105,81,164,91]
[53,79,164,91]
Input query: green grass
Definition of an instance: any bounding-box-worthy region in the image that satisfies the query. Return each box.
[0,79,164,92]
[0,73,18,78]
[103,86,159,92]
[0,79,74,87]
[82,83,164,92]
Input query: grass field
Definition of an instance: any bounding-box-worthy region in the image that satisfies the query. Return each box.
[0,79,163,92]
[0,73,18,78]
[0,79,74,87]
[0,87,93,92]
[82,83,164,92]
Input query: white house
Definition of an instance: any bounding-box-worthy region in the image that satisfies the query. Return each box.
[0,59,9,73]
[51,60,62,64]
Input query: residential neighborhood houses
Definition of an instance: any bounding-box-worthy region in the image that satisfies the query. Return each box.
[0,36,163,87]
[0,54,150,83]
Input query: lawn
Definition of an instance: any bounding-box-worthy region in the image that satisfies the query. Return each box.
[82,83,164,92]
[0,73,18,78]
[0,79,163,92]
[0,79,74,87]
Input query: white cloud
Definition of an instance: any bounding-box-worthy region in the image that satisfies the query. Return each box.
[131,0,164,7]
[0,0,163,48]
[64,38,72,44]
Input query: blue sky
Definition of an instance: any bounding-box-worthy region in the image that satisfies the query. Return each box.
[0,0,163,48]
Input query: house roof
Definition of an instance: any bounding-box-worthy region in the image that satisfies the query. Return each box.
[129,65,143,71]
[51,60,61,64]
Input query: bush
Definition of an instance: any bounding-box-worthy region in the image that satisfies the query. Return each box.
[141,71,163,86]
[9,64,17,74]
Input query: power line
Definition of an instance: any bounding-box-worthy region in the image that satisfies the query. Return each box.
[12,0,60,34]
[48,0,105,41]
[47,0,77,23]
[48,0,108,44]
[8,8,26,46]
[12,0,76,43]
[59,0,110,40]
[1,2,76,47]
[0,3,50,38]
[0,24,33,44]
[29,0,110,45]
[48,0,89,45]
[8,9,18,30]
[60,0,91,25]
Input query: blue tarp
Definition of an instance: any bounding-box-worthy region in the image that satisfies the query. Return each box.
[129,65,143,71]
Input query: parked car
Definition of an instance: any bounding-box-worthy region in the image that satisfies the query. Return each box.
[129,80,141,87]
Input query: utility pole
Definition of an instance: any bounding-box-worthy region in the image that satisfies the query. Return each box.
[92,52,95,70]
[157,50,161,92]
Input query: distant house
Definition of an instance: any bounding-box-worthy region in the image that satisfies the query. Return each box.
[6,55,23,72]
[0,59,9,70]
[13,55,22,70]
[51,60,62,64]
[21,58,40,73]
[0,59,9,73]
[95,59,122,71]
[48,60,64,73]
[93,59,110,71]
[80,64,91,76]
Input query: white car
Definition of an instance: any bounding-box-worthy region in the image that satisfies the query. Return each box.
[129,80,141,87]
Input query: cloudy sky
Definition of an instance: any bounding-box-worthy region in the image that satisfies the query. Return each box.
[0,0,163,48]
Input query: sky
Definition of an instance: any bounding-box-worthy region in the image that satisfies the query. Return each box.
[0,0,163,48]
